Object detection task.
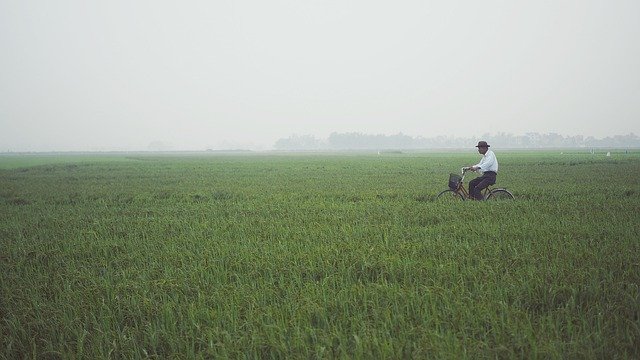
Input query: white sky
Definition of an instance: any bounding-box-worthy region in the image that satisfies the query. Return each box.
[1,0,639,151]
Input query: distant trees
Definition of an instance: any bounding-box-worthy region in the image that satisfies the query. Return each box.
[273,132,640,150]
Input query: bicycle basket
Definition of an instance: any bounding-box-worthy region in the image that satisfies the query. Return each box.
[448,173,462,190]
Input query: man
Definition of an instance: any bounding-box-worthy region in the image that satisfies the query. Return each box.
[466,141,498,200]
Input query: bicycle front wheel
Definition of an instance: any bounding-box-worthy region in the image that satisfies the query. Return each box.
[435,189,465,202]
[486,189,514,201]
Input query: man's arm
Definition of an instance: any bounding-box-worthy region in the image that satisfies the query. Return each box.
[468,158,484,172]
[477,152,496,172]
[470,152,495,172]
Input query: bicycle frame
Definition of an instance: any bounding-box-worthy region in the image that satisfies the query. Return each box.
[437,168,513,201]
[453,168,493,200]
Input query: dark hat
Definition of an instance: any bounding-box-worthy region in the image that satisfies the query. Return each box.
[475,141,490,148]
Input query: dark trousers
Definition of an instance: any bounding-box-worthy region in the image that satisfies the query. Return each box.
[469,171,496,200]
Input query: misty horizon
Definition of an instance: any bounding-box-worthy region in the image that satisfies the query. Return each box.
[3,130,640,153]
[2,1,639,152]
[1,131,639,153]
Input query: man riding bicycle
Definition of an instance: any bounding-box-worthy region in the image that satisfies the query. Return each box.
[465,141,498,200]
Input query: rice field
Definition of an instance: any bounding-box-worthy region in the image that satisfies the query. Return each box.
[1,150,639,358]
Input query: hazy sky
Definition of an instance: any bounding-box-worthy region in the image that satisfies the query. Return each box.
[1,0,639,151]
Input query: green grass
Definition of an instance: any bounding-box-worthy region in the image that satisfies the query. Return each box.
[1,151,639,358]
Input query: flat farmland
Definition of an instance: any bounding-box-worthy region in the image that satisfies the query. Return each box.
[1,151,639,358]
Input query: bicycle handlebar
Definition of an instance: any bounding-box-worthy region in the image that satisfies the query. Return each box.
[460,167,474,182]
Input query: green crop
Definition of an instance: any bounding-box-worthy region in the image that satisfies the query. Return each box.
[1,151,639,358]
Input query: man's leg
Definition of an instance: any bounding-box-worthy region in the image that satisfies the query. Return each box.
[468,177,483,200]
[472,174,496,200]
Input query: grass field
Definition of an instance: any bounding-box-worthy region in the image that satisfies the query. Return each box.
[1,150,639,358]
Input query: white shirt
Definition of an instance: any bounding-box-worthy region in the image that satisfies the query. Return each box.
[475,150,498,173]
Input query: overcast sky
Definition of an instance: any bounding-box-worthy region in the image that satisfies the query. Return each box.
[1,0,639,151]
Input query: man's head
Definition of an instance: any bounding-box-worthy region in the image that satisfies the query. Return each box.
[475,141,490,154]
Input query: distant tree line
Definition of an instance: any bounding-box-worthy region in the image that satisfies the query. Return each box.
[274,132,640,150]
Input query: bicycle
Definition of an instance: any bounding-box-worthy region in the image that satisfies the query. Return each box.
[435,168,514,202]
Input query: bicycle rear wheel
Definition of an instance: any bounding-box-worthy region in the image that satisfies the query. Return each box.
[486,189,514,201]
[435,189,465,202]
